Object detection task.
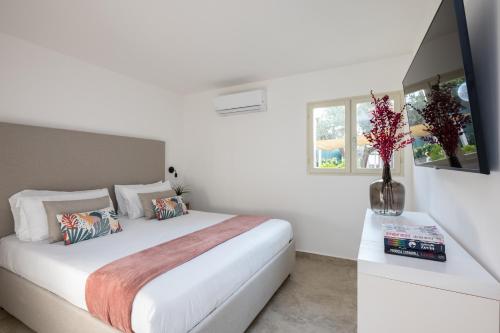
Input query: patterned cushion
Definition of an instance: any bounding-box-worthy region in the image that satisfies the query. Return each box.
[44,196,112,243]
[56,207,122,245]
[152,196,188,220]
[138,190,177,219]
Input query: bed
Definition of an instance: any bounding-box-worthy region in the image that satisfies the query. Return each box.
[0,122,295,333]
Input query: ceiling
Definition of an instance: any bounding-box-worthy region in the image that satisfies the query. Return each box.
[0,0,440,94]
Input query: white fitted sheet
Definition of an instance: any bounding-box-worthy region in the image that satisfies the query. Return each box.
[0,210,293,333]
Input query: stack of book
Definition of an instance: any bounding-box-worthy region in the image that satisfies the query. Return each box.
[383,224,446,262]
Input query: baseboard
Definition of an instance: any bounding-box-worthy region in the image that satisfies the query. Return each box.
[296,250,356,263]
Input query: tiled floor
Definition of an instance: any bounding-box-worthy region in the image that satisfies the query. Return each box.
[247,252,357,333]
[0,252,357,333]
[0,308,32,333]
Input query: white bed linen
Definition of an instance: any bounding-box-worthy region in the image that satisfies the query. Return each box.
[0,210,293,333]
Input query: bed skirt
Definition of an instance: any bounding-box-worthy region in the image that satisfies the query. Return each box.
[0,239,295,333]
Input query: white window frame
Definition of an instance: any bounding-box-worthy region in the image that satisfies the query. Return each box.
[307,91,404,175]
[307,98,351,174]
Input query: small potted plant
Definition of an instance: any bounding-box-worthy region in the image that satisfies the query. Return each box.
[172,182,190,196]
[172,182,191,209]
[364,91,414,216]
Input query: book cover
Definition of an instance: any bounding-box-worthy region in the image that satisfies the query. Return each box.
[382,224,444,244]
[384,246,447,262]
[384,237,445,254]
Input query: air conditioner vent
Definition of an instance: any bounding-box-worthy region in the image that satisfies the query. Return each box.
[214,89,266,115]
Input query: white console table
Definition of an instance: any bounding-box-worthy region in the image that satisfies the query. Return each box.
[357,210,500,333]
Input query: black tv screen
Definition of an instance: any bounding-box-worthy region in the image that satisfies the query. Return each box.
[403,0,489,174]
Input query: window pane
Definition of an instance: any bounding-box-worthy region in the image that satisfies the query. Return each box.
[312,105,346,169]
[355,100,395,169]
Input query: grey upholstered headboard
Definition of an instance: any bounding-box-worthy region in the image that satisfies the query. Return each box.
[0,122,165,238]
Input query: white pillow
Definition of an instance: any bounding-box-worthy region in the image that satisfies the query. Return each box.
[114,181,161,215]
[16,188,111,242]
[122,181,173,219]
[9,190,66,241]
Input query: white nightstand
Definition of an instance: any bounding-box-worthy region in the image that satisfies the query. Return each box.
[357,209,499,333]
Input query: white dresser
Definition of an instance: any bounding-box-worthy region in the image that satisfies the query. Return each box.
[357,210,500,333]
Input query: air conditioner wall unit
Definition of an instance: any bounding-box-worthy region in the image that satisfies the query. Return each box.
[214,89,266,115]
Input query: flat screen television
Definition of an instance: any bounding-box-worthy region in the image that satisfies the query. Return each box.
[402,0,489,174]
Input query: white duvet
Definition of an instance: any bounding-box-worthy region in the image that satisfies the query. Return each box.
[0,210,293,333]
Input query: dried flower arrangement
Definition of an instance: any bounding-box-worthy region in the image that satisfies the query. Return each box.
[364,92,414,168]
[408,76,470,168]
[364,91,414,216]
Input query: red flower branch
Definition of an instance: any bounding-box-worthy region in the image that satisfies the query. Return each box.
[410,77,470,159]
[363,91,414,165]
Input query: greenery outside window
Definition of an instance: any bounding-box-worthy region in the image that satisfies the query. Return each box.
[307,92,403,175]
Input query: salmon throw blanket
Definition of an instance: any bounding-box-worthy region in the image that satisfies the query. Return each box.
[85,215,271,333]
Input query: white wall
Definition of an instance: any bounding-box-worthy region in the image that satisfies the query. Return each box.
[181,55,413,259]
[413,0,500,280]
[0,33,182,171]
[8,5,496,279]
[0,31,413,261]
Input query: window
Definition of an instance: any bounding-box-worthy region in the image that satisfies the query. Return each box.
[308,99,350,173]
[307,92,403,175]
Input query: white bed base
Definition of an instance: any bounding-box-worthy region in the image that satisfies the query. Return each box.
[0,239,295,333]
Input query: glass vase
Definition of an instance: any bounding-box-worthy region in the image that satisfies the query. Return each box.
[369,163,405,216]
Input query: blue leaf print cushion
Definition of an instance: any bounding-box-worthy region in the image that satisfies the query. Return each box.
[56,206,122,245]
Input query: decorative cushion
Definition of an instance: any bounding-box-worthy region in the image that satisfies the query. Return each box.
[57,207,122,245]
[10,188,110,242]
[138,190,177,219]
[152,196,188,221]
[121,181,173,219]
[43,196,111,243]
